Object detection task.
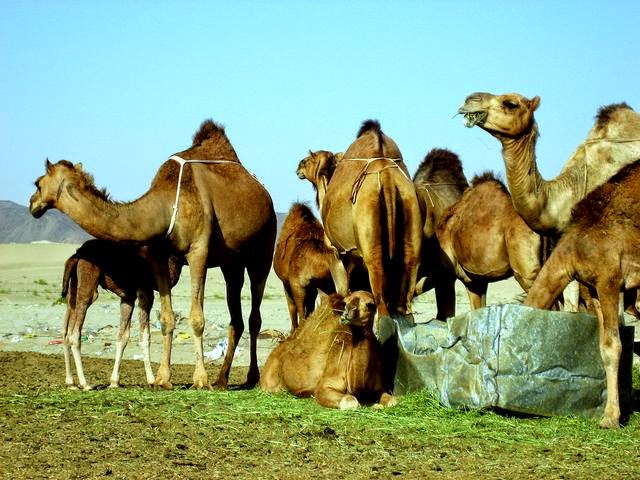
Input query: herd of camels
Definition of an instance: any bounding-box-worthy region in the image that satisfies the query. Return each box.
[28,91,640,428]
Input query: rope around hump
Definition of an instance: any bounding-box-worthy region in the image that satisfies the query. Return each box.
[343,157,409,204]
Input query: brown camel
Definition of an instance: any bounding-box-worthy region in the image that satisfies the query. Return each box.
[412,148,469,319]
[437,172,541,309]
[296,150,338,213]
[273,202,335,331]
[61,240,183,390]
[458,92,640,312]
[30,119,277,390]
[260,291,397,409]
[525,162,640,428]
[312,120,423,319]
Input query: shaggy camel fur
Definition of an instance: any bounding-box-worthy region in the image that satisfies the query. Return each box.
[459,92,640,312]
[260,291,397,409]
[312,121,422,319]
[437,172,541,309]
[61,240,182,390]
[412,148,469,319]
[525,162,640,429]
[30,119,276,390]
[274,202,335,331]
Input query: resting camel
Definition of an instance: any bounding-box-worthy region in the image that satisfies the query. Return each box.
[260,291,397,409]
[459,93,640,312]
[412,148,469,319]
[61,240,183,390]
[436,172,541,309]
[525,162,640,429]
[30,119,277,389]
[273,202,335,331]
[311,120,423,319]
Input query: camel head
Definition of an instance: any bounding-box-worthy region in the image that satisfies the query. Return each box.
[458,92,541,138]
[30,159,83,218]
[338,291,376,329]
[296,150,337,185]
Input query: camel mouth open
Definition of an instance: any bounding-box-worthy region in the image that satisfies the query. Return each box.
[460,110,488,128]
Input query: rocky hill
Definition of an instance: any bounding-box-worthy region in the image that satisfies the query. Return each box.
[1,200,289,244]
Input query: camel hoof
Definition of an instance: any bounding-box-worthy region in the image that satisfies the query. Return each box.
[66,384,79,391]
[191,381,212,390]
[107,383,120,389]
[153,380,173,390]
[81,384,93,392]
[599,417,620,429]
[338,396,360,410]
[380,392,398,408]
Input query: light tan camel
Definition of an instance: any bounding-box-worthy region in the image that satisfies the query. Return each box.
[296,150,337,213]
[525,162,640,428]
[273,202,335,331]
[437,172,541,309]
[30,119,277,390]
[458,92,640,234]
[61,240,183,390]
[260,291,397,409]
[314,120,423,319]
[459,93,640,312]
[412,148,469,319]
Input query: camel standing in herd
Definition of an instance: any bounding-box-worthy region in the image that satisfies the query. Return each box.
[61,240,183,390]
[260,291,396,409]
[436,172,541,309]
[313,120,423,320]
[273,202,335,331]
[30,120,276,390]
[458,92,640,310]
[412,148,468,319]
[525,162,640,429]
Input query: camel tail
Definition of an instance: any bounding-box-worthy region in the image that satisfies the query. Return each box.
[61,256,79,298]
[381,181,398,260]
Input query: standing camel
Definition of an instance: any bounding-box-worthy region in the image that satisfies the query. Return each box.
[525,162,640,429]
[316,120,423,320]
[412,148,469,319]
[436,172,541,309]
[61,240,183,390]
[273,202,335,331]
[30,119,277,389]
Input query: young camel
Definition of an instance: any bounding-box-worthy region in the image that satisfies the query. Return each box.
[436,172,541,309]
[274,202,335,331]
[525,162,640,429]
[61,239,183,390]
[260,291,397,409]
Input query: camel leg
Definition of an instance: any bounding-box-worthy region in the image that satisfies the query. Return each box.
[214,265,245,389]
[109,297,135,388]
[136,290,155,386]
[328,254,349,297]
[282,285,298,332]
[291,283,308,325]
[186,254,209,389]
[315,383,359,409]
[563,281,581,312]
[153,272,176,390]
[245,262,270,388]
[68,297,93,391]
[434,276,456,320]
[302,288,318,321]
[465,281,487,310]
[593,286,623,429]
[62,299,75,389]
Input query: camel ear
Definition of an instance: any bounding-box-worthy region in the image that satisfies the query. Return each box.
[45,158,53,172]
[530,96,541,111]
[74,162,84,172]
[328,293,346,314]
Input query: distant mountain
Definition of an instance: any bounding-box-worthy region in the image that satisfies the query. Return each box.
[1,200,289,244]
[0,201,92,243]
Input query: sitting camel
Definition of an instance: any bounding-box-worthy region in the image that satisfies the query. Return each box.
[412,148,469,319]
[299,121,422,320]
[436,172,541,309]
[61,239,183,390]
[274,202,335,331]
[525,161,640,429]
[260,291,397,409]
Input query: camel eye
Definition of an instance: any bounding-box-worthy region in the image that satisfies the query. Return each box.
[503,100,519,110]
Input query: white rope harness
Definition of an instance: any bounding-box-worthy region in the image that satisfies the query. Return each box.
[165,155,238,237]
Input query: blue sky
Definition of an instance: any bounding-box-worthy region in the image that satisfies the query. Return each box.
[2,1,639,214]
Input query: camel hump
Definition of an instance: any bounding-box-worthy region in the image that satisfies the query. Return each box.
[470,170,508,193]
[287,202,320,226]
[595,102,634,129]
[413,148,467,185]
[192,119,226,146]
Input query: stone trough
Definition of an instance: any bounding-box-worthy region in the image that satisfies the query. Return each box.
[385,304,635,420]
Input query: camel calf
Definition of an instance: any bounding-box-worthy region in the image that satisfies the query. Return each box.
[61,240,182,390]
[525,162,640,429]
[273,202,335,331]
[260,291,397,409]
